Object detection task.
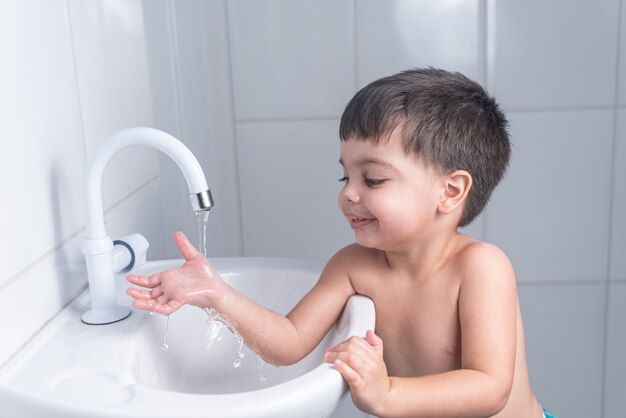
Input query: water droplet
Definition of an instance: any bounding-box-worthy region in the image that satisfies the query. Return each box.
[203,308,246,369]
[161,315,170,352]
[257,354,268,385]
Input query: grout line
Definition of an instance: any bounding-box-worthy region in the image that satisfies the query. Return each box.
[64,0,90,164]
[0,282,88,372]
[223,0,246,256]
[235,115,341,125]
[478,0,488,87]
[0,175,160,293]
[504,104,616,114]
[484,0,496,91]
[165,0,184,139]
[353,0,360,90]
[101,175,161,217]
[0,228,85,294]
[601,1,623,416]
[165,0,198,248]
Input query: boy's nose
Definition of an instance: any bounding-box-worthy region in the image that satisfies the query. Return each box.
[340,184,360,204]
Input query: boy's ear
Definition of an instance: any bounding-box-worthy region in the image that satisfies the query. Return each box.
[438,170,472,215]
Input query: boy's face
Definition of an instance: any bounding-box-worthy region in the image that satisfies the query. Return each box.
[338,134,445,252]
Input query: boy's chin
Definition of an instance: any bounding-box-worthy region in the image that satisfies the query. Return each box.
[354,236,382,250]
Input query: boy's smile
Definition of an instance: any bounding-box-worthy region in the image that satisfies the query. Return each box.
[348,215,375,230]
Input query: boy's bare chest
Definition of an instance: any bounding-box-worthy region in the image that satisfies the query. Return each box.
[357,274,462,377]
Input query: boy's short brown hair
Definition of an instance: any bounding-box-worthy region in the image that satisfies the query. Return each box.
[339,68,510,227]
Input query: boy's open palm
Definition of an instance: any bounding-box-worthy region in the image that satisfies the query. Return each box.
[126,231,224,315]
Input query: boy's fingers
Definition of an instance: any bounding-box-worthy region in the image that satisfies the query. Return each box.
[365,330,384,357]
[325,348,366,370]
[132,298,157,311]
[126,287,152,300]
[333,359,363,389]
[327,336,373,360]
[131,299,180,315]
[126,273,160,288]
[173,231,202,261]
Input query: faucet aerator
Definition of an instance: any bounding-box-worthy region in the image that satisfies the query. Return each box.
[191,189,214,213]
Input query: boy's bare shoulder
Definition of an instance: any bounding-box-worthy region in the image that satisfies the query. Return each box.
[454,239,516,286]
[324,243,385,274]
[333,243,383,263]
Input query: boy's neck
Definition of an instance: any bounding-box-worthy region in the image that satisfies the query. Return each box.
[382,228,467,281]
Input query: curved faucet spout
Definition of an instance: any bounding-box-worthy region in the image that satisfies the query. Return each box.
[85,127,212,240]
[82,127,213,325]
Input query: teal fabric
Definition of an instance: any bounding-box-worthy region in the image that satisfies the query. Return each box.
[543,407,557,418]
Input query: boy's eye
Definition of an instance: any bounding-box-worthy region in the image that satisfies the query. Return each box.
[338,176,349,184]
[365,178,385,187]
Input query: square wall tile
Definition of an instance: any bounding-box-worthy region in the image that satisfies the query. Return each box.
[69,0,161,212]
[604,283,626,416]
[0,0,86,282]
[519,284,605,418]
[237,120,353,262]
[356,0,483,87]
[488,0,620,109]
[228,0,356,120]
[486,110,613,282]
[611,109,626,280]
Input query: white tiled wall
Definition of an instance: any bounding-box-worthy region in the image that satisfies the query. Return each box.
[621,1,626,106]
[487,110,614,283]
[2,1,625,418]
[0,0,209,367]
[612,109,626,280]
[236,120,353,262]
[228,0,357,120]
[605,283,626,416]
[487,0,620,110]
[519,284,606,417]
[0,0,86,283]
[356,0,484,87]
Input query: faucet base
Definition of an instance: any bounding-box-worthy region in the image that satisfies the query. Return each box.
[81,306,131,325]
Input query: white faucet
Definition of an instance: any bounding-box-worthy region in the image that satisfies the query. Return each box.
[81,127,213,325]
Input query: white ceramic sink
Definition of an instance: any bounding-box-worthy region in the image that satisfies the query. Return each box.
[0,257,375,418]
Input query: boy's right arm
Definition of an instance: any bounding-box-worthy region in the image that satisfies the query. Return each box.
[126,231,357,366]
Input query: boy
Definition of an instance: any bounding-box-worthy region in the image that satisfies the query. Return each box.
[127,68,549,417]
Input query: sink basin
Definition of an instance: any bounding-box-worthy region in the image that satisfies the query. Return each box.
[0,257,375,418]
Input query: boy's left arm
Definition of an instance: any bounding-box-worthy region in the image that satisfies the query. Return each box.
[324,243,517,417]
